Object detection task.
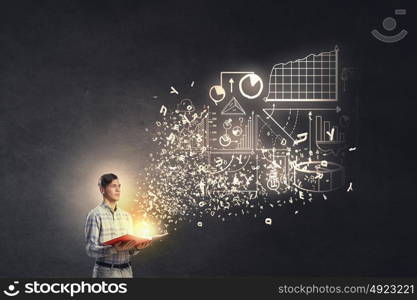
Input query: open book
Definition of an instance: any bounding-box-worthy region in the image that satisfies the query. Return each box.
[103,232,168,246]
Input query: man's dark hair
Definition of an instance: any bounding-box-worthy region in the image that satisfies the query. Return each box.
[98,173,118,188]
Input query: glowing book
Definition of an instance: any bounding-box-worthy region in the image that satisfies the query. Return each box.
[103,232,168,246]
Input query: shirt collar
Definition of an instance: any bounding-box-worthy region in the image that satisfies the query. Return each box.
[101,201,118,213]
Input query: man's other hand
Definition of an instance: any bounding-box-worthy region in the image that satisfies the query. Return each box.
[114,241,137,252]
[135,240,152,250]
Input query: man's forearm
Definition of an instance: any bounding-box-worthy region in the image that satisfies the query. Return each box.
[86,243,118,258]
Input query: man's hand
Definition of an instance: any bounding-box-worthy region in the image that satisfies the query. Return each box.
[113,241,137,252]
[135,240,152,250]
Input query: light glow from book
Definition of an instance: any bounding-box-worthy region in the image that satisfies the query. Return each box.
[134,221,156,238]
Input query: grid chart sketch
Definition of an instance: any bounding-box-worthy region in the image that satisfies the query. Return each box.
[266,46,339,102]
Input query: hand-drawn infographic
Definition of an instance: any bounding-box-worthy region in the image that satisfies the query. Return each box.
[135,46,358,231]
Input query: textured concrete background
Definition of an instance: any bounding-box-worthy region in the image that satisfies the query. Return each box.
[0,0,415,277]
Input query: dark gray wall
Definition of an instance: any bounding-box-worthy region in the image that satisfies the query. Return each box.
[1,0,415,277]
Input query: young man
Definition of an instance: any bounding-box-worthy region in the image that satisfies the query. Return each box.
[84,173,152,278]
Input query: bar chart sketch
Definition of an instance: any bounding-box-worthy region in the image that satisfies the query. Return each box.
[315,115,346,156]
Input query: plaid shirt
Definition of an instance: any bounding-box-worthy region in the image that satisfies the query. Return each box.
[85,201,140,264]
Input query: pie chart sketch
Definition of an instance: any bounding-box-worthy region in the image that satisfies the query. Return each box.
[232,126,243,137]
[239,73,264,99]
[219,134,232,147]
[209,85,226,104]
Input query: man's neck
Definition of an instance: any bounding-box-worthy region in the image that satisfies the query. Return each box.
[103,198,117,212]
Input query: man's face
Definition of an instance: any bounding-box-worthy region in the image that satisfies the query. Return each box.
[102,179,121,201]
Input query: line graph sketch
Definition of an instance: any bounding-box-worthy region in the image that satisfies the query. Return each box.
[266,46,339,102]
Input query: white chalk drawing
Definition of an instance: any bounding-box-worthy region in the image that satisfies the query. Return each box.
[315,115,347,156]
[266,46,339,102]
[293,161,345,192]
[221,97,247,115]
[239,73,264,99]
[136,46,356,231]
